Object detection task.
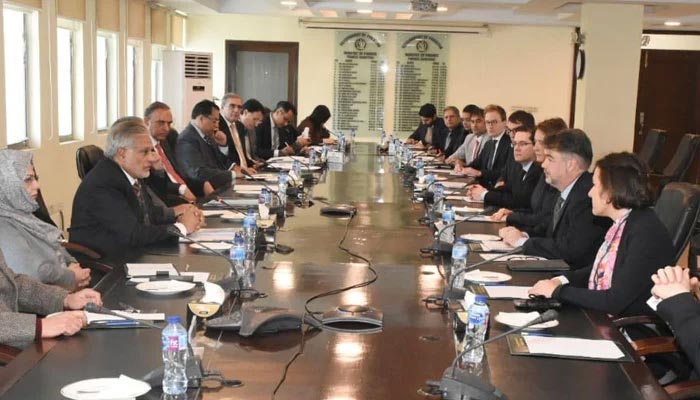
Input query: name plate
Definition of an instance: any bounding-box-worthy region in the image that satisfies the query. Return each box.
[328,150,345,164]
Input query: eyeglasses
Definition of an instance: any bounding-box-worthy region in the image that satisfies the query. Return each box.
[512,141,533,148]
[206,116,219,124]
[485,120,501,125]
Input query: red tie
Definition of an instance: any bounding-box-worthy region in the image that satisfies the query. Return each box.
[155,143,186,185]
[472,138,481,163]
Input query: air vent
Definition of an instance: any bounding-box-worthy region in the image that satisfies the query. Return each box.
[184,53,211,79]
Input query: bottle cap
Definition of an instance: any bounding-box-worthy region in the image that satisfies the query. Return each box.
[474,295,488,304]
[166,315,181,324]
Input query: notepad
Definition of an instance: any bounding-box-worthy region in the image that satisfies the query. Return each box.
[180,228,240,242]
[522,336,625,360]
[126,263,178,277]
[480,240,517,252]
[86,311,165,324]
[484,286,531,299]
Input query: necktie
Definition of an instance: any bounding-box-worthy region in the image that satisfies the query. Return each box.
[445,131,452,152]
[425,126,433,145]
[133,180,150,225]
[521,168,528,181]
[230,123,248,169]
[489,139,499,169]
[552,196,565,231]
[155,143,185,185]
[272,125,279,150]
[471,138,481,164]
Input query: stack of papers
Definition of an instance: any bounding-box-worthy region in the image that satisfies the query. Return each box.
[86,311,165,323]
[483,285,532,299]
[522,336,625,360]
[181,228,239,242]
[480,240,517,252]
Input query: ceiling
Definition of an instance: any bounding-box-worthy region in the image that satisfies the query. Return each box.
[155,0,700,30]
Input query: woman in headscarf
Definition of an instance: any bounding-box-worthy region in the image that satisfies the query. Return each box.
[297,105,335,146]
[0,150,91,290]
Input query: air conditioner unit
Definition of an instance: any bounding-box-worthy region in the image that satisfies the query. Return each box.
[163,50,213,130]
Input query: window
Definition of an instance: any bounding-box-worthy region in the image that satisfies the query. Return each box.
[151,45,164,102]
[126,41,142,116]
[3,8,33,147]
[57,19,83,141]
[96,32,117,130]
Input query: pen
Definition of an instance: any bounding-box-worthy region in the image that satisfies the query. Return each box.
[92,320,141,327]
[522,332,553,337]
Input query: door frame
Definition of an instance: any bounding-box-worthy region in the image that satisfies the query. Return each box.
[224,40,299,107]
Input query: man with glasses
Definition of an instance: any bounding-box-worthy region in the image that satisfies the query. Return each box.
[456,104,512,188]
[239,99,267,168]
[176,99,236,190]
[466,125,542,209]
[143,102,215,206]
[219,93,258,176]
[255,101,310,160]
[447,107,486,166]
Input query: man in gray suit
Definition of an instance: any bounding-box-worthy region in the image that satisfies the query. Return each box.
[0,249,101,349]
[447,107,487,166]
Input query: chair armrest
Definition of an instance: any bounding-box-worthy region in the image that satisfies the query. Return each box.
[0,344,21,365]
[61,242,101,260]
[613,315,665,328]
[631,336,678,357]
[665,380,700,400]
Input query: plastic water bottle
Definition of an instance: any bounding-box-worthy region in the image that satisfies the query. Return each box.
[416,158,425,180]
[258,190,270,220]
[388,135,396,155]
[440,205,455,243]
[451,238,469,278]
[321,144,329,162]
[292,160,302,177]
[243,209,257,253]
[308,149,317,166]
[230,232,246,277]
[462,295,490,372]
[433,183,445,213]
[350,129,356,144]
[162,315,188,395]
[425,173,436,189]
[278,172,288,206]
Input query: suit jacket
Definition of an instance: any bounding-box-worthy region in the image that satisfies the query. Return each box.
[552,208,674,317]
[523,172,612,269]
[297,117,330,145]
[433,124,466,158]
[0,250,67,349]
[484,161,542,210]
[175,123,233,189]
[657,292,700,372]
[146,134,207,206]
[468,132,512,189]
[219,116,255,168]
[448,133,485,165]
[69,158,178,260]
[506,173,559,235]
[408,118,446,145]
[255,114,300,160]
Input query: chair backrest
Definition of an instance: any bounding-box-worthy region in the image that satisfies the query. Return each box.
[654,182,700,263]
[76,145,105,179]
[661,133,700,181]
[637,129,666,173]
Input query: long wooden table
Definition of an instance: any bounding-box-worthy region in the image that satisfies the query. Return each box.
[0,143,669,399]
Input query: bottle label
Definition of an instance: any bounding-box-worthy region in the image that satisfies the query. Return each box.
[162,333,186,351]
[468,309,488,326]
[452,247,467,259]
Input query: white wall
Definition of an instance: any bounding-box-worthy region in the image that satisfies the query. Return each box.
[186,14,575,141]
[644,34,700,51]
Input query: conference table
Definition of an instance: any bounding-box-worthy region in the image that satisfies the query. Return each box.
[0,143,670,400]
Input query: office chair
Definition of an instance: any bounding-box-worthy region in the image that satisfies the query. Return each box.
[637,129,667,173]
[654,182,700,264]
[651,134,700,194]
[76,145,105,179]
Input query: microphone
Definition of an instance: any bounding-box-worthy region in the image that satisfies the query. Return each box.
[420,214,484,256]
[444,246,524,301]
[240,169,285,217]
[421,175,474,204]
[85,302,161,329]
[433,310,559,400]
[166,226,240,291]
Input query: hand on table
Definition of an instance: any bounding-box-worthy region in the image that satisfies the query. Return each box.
[651,266,699,300]
[499,226,527,247]
[490,208,512,222]
[528,278,562,298]
[42,311,86,338]
[64,289,102,310]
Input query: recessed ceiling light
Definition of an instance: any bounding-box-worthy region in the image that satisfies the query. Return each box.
[437,6,448,12]
[664,21,681,26]
[357,9,372,14]
[356,0,373,3]
[280,1,297,6]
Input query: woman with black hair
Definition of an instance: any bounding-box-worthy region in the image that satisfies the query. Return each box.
[297,105,336,146]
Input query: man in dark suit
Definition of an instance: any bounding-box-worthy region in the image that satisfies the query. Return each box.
[500,129,611,270]
[239,99,266,166]
[176,100,235,189]
[70,117,201,260]
[405,103,446,149]
[255,101,310,160]
[143,102,214,206]
[432,106,466,158]
[457,104,512,189]
[219,93,261,175]
[467,126,542,210]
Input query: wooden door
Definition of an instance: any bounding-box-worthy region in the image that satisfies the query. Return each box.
[635,49,700,182]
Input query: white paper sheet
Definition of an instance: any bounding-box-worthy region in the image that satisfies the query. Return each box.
[484,286,532,299]
[236,184,279,192]
[125,263,177,277]
[480,240,517,252]
[523,336,625,360]
[479,253,547,261]
[180,228,239,242]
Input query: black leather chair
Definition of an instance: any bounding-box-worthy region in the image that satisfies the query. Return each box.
[76,145,105,179]
[652,134,700,194]
[637,129,667,173]
[654,182,700,264]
